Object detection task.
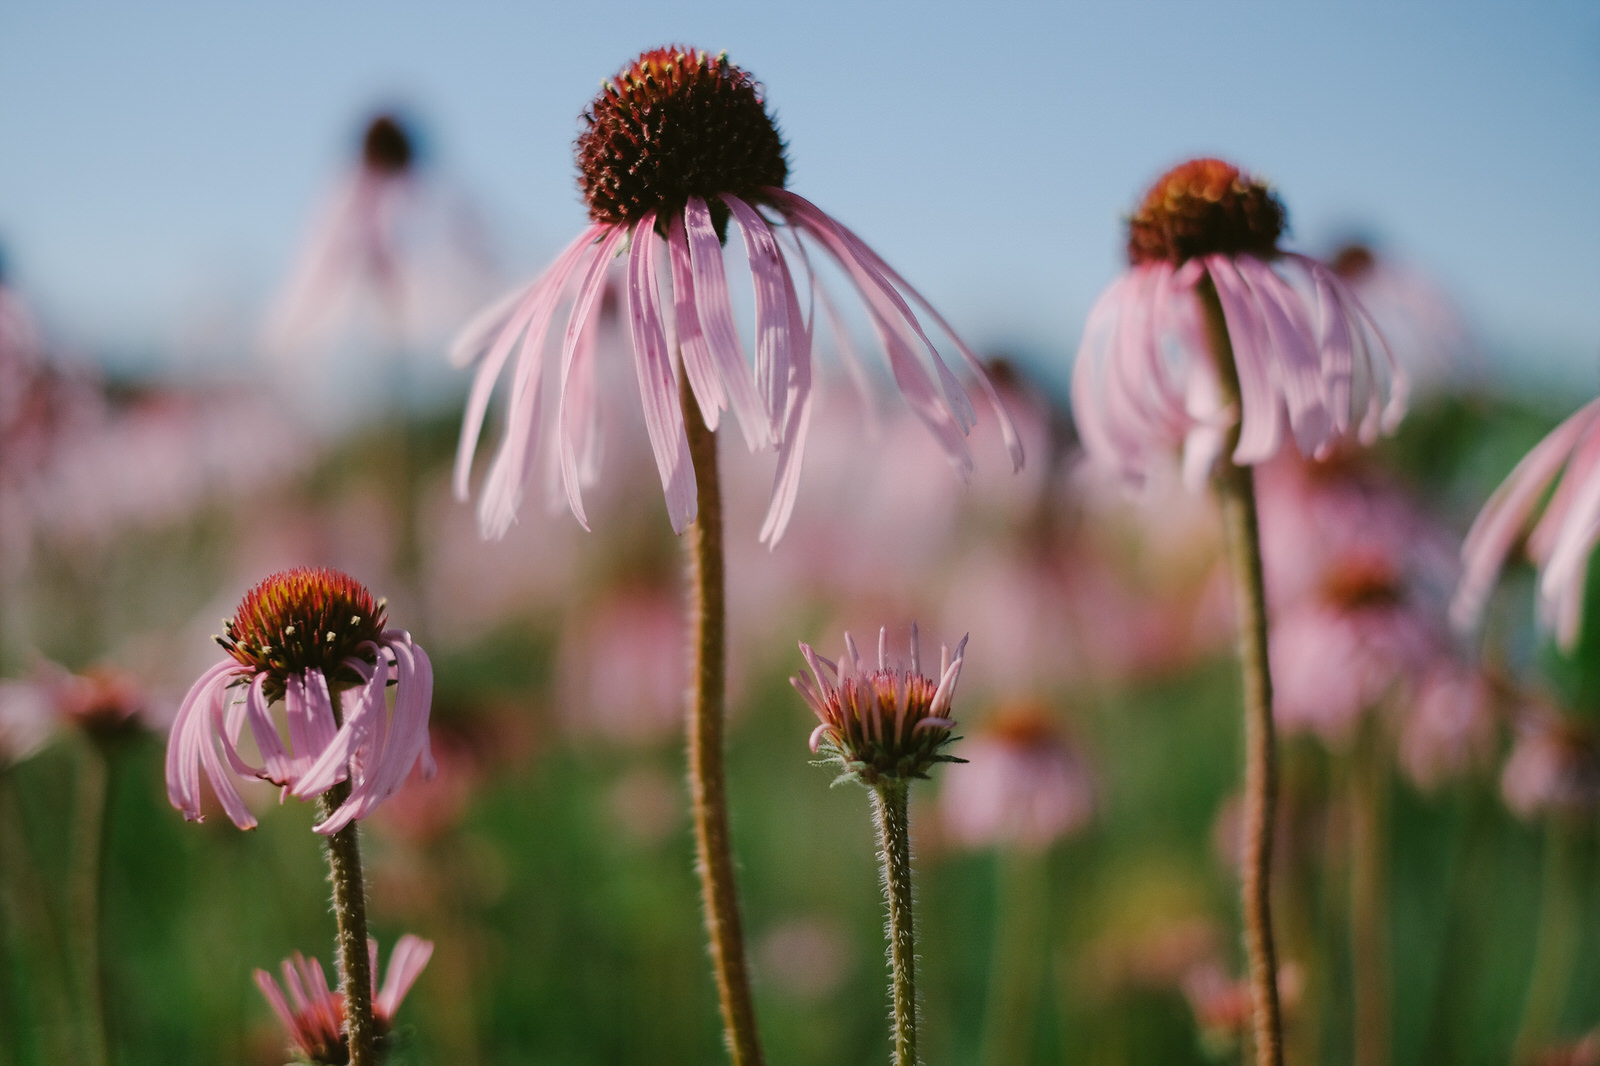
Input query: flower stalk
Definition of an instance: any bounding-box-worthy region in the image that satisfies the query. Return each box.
[1200,273,1286,1066]
[70,741,110,1066]
[681,375,765,1066]
[319,778,378,1066]
[873,781,919,1066]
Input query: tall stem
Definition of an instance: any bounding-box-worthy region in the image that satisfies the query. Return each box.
[70,742,109,1066]
[873,782,918,1066]
[1349,718,1390,1066]
[1199,275,1286,1066]
[319,781,377,1066]
[681,381,764,1066]
[317,677,377,1066]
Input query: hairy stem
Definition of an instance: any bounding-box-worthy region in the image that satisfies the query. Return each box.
[681,380,765,1066]
[874,782,918,1066]
[319,781,377,1066]
[1200,274,1286,1066]
[70,742,109,1066]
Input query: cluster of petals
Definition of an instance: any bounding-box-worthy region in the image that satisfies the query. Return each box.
[1072,251,1405,490]
[254,934,433,1064]
[1453,396,1600,648]
[451,188,1022,544]
[165,629,434,836]
[791,624,965,784]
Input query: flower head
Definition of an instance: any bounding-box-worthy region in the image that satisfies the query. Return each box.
[254,934,433,1065]
[1072,158,1404,490]
[1453,397,1600,648]
[791,624,965,786]
[453,46,1021,544]
[166,568,434,835]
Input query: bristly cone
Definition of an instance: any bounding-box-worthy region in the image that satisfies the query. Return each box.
[1127,158,1286,267]
[217,568,388,700]
[577,46,789,226]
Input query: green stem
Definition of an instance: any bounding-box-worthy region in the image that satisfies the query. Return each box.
[681,380,765,1066]
[70,743,109,1066]
[318,782,377,1066]
[979,848,1046,1066]
[1511,817,1579,1064]
[873,782,918,1066]
[0,775,75,1066]
[1349,719,1390,1066]
[1199,274,1286,1066]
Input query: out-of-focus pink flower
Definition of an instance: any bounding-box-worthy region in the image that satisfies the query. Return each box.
[756,915,852,1001]
[266,113,496,360]
[1454,397,1600,648]
[166,568,433,836]
[940,705,1093,851]
[1072,159,1403,491]
[254,934,433,1065]
[453,47,1019,543]
[557,588,684,745]
[792,624,965,785]
[1270,553,1443,744]
[1500,707,1600,820]
[1328,242,1480,394]
[1399,664,1499,791]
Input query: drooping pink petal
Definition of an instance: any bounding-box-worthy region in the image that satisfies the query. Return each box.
[1453,398,1600,632]
[166,660,243,822]
[758,226,816,546]
[626,214,698,534]
[292,663,382,803]
[454,224,606,504]
[555,224,630,529]
[723,195,797,432]
[684,196,773,449]
[667,211,727,435]
[775,188,1025,471]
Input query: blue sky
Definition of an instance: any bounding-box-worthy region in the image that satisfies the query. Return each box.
[2,0,1596,389]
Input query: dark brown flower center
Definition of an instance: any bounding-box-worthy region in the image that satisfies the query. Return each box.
[218,568,387,693]
[1321,556,1405,611]
[1330,243,1377,281]
[363,115,414,174]
[1127,158,1286,267]
[576,47,789,226]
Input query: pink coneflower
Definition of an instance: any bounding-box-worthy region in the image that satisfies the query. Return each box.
[1270,553,1443,744]
[453,46,1021,543]
[1072,159,1404,490]
[266,113,496,361]
[792,624,966,786]
[1453,397,1600,648]
[939,704,1094,851]
[165,567,434,836]
[254,934,434,1065]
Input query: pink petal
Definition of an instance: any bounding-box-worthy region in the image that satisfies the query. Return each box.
[376,935,435,1019]
[723,196,795,431]
[684,196,772,448]
[556,224,629,529]
[454,224,605,504]
[626,215,698,534]
[667,210,727,434]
